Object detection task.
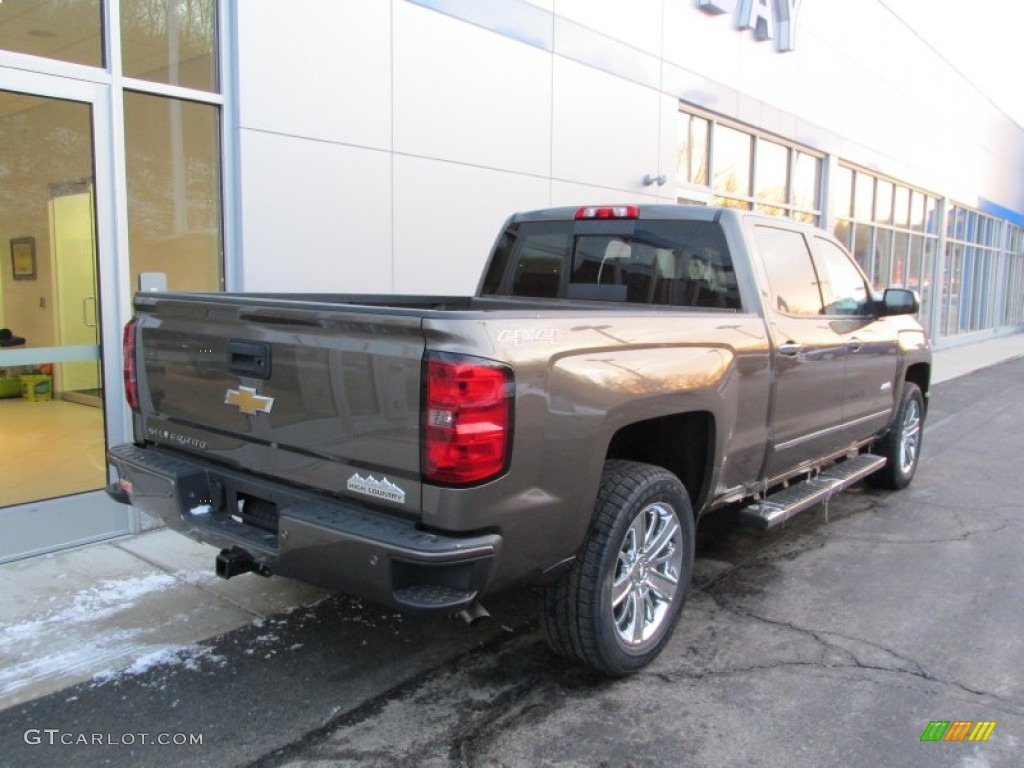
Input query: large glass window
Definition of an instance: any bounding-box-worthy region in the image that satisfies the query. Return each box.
[121,0,218,92]
[679,106,823,223]
[676,112,709,188]
[754,139,788,215]
[0,93,106,507]
[712,124,752,203]
[831,163,940,324]
[1005,226,1024,326]
[0,0,103,67]
[942,204,1004,336]
[124,92,223,292]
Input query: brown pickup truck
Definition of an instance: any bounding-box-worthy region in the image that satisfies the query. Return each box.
[107,205,930,674]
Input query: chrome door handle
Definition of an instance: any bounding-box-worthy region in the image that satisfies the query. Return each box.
[846,338,863,353]
[778,342,803,357]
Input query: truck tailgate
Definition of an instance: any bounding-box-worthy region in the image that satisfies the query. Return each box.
[133,296,425,514]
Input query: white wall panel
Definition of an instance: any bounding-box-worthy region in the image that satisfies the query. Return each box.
[236,0,391,150]
[555,0,663,54]
[393,2,552,177]
[551,58,660,192]
[657,92,680,201]
[662,0,744,90]
[239,130,392,293]
[392,156,549,295]
[549,179,657,209]
[735,26,799,117]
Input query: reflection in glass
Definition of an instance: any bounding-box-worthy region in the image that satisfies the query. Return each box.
[910,192,925,232]
[853,223,872,276]
[0,0,102,67]
[754,139,787,206]
[0,91,107,506]
[921,238,935,324]
[874,180,893,224]
[873,228,892,291]
[124,92,223,292]
[121,0,218,92]
[854,172,873,221]
[892,231,908,286]
[712,196,751,211]
[943,245,962,335]
[677,113,708,186]
[792,151,820,213]
[971,251,989,330]
[893,185,909,227]
[831,166,853,220]
[925,197,939,234]
[907,235,923,291]
[833,219,852,249]
[753,226,823,316]
[712,125,752,197]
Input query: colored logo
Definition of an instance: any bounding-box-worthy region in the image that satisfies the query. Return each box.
[920,721,996,742]
[225,386,274,415]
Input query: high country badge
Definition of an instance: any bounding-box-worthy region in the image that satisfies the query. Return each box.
[347,473,407,504]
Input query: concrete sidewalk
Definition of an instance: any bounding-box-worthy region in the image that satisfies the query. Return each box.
[1,331,1022,712]
[931,332,1024,384]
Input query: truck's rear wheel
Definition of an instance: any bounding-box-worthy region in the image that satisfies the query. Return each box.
[539,460,695,676]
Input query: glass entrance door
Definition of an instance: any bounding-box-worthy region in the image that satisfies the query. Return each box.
[0,86,126,558]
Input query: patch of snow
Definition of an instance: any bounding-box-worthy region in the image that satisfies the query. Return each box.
[0,573,180,700]
[190,504,212,515]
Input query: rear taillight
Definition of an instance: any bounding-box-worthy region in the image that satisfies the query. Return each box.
[575,205,639,220]
[123,317,139,412]
[423,354,513,486]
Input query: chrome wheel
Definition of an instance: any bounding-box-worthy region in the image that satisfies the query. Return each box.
[899,397,921,475]
[611,501,683,650]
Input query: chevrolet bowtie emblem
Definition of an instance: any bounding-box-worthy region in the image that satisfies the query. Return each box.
[225,386,274,415]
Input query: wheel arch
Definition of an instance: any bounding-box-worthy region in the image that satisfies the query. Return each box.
[905,362,930,414]
[605,411,714,516]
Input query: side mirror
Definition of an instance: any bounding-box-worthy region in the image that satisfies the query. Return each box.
[879,288,920,316]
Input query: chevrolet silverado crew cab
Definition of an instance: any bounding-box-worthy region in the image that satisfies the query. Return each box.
[107,205,930,675]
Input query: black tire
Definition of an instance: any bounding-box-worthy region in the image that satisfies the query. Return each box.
[539,460,695,676]
[869,381,924,490]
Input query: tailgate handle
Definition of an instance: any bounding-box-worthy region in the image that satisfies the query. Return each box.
[228,340,271,379]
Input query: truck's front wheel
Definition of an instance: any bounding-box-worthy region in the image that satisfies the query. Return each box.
[869,381,924,490]
[539,460,695,675]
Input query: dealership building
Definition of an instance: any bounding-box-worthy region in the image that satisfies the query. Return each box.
[1,0,1022,561]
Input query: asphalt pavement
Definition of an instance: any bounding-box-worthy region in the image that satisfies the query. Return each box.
[1,355,1023,767]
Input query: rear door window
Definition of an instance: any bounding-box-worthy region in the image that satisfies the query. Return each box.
[753,225,825,316]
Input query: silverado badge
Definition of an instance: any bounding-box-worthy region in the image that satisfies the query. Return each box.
[225,386,274,415]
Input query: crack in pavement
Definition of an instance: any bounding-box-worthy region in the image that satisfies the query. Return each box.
[242,626,557,768]
[705,590,1024,715]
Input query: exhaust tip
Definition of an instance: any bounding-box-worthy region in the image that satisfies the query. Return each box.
[457,602,491,626]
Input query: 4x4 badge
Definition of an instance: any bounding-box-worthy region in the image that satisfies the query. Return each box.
[225,386,274,415]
